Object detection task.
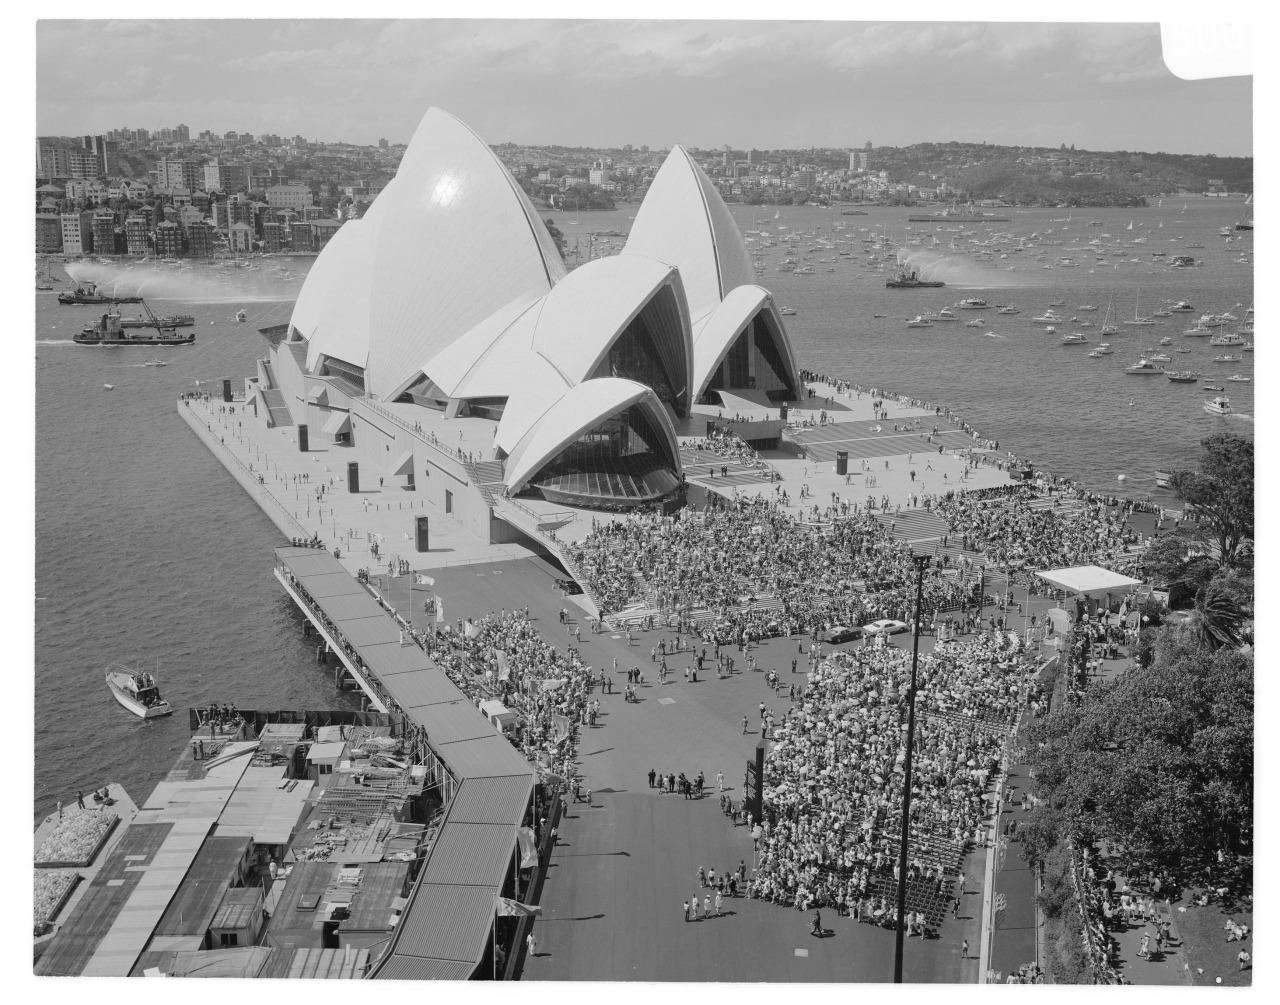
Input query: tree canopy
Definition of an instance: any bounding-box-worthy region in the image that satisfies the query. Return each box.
[1024,630,1252,884]
[1171,433,1253,568]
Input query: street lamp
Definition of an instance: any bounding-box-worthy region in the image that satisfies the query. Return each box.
[893,552,932,984]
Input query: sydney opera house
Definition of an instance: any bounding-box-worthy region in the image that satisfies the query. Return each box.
[250,107,799,540]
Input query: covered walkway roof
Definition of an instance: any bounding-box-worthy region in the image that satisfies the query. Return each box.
[274,547,535,979]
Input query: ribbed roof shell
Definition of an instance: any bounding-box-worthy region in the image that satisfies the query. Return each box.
[623,145,756,323]
[504,379,680,492]
[691,284,799,401]
[288,218,357,342]
[364,108,566,399]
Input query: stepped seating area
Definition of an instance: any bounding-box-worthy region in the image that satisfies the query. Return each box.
[530,453,679,509]
[680,448,773,489]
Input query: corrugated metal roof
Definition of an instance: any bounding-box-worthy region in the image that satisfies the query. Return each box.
[389,883,496,962]
[258,946,369,979]
[413,700,499,746]
[210,886,263,930]
[373,955,477,980]
[153,834,251,937]
[431,733,533,779]
[338,615,403,647]
[447,775,533,826]
[315,592,385,622]
[420,823,515,887]
[268,861,340,934]
[359,641,439,678]
[341,861,410,931]
[304,572,368,599]
[381,666,467,708]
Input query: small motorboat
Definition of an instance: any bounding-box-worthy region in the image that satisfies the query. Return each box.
[236,309,248,322]
[956,297,988,309]
[1076,304,1098,311]
[905,316,934,328]
[1155,470,1172,488]
[105,663,173,718]
[996,305,1019,314]
[1175,347,1193,353]
[1203,382,1224,391]
[1087,343,1114,356]
[934,308,959,321]
[1203,395,1231,414]
[1061,332,1089,344]
[1169,301,1195,312]
[1048,299,1066,307]
[1159,336,1173,345]
[1032,312,1062,323]
[1242,343,1254,352]
[872,313,886,318]
[1226,374,1252,383]
[965,319,983,327]
[1167,370,1199,383]
[1148,353,1171,362]
[143,358,168,368]
[1213,354,1243,363]
[1124,358,1166,375]
[102,383,114,390]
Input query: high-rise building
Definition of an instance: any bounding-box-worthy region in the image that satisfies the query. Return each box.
[40,147,71,178]
[158,158,204,192]
[261,221,283,253]
[68,149,99,179]
[205,159,249,193]
[60,211,96,255]
[35,213,63,253]
[124,217,149,256]
[155,220,183,258]
[289,221,313,251]
[185,219,216,257]
[175,123,190,142]
[91,213,117,255]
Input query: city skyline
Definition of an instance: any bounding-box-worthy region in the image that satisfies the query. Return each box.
[38,19,1252,157]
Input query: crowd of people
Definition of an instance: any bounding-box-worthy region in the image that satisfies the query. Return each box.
[685,428,772,477]
[570,495,977,634]
[934,487,1137,570]
[744,630,1032,924]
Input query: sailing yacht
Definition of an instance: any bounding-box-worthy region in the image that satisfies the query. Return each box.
[1100,294,1119,336]
[1123,288,1158,326]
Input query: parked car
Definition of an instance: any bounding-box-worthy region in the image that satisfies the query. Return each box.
[860,618,909,637]
[823,625,862,644]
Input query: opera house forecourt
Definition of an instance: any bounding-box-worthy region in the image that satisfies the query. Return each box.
[255,106,801,530]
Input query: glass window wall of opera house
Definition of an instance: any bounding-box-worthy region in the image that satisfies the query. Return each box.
[272,106,800,512]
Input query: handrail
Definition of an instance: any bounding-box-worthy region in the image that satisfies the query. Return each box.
[358,395,479,471]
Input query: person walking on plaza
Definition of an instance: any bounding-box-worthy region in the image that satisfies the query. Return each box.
[648,768,656,788]
[527,932,537,958]
[743,715,749,734]
[704,894,712,919]
[958,871,967,896]
[961,939,969,959]
[76,790,85,810]
[715,891,723,917]
[716,770,724,793]
[683,900,690,922]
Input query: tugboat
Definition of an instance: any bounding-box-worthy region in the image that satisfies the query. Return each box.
[58,280,143,305]
[886,267,945,289]
[105,663,173,718]
[120,300,196,329]
[74,308,196,346]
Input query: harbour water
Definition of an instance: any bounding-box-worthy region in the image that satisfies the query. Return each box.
[33,199,1252,820]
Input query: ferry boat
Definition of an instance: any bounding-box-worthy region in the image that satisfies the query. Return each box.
[75,308,196,347]
[1209,333,1245,347]
[1167,371,1199,383]
[905,316,934,328]
[1061,332,1089,344]
[1124,358,1166,375]
[1225,374,1251,382]
[58,281,143,305]
[1204,395,1232,414]
[105,664,173,718]
[886,268,945,289]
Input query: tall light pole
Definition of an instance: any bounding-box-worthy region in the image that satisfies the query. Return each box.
[893,552,931,984]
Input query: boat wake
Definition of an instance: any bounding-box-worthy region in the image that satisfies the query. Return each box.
[35,339,75,345]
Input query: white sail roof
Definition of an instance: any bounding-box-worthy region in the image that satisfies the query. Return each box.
[503,379,678,492]
[288,218,359,343]
[623,145,756,322]
[690,284,799,401]
[363,107,566,399]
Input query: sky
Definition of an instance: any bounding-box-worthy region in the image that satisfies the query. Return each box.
[36,15,1253,156]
